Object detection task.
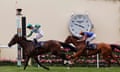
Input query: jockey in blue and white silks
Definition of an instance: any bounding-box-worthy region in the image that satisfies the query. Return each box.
[80,31,96,45]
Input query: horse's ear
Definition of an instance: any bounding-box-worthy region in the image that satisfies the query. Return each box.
[14,34,17,37]
[15,33,18,36]
[68,35,72,38]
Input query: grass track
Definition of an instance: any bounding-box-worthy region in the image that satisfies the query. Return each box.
[0,66,120,72]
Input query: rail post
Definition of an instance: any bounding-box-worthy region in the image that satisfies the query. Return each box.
[16,8,22,66]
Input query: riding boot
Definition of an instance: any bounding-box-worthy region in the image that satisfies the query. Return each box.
[86,41,95,49]
[34,38,38,45]
[34,39,41,49]
[86,41,90,48]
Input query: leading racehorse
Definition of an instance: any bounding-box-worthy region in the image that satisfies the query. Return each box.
[64,35,120,66]
[8,34,77,70]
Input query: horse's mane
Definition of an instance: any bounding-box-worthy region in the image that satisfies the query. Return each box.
[71,35,80,40]
[22,37,32,42]
[15,34,32,42]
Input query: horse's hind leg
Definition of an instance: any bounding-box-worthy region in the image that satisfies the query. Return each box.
[33,55,50,70]
[24,56,30,70]
[103,56,111,67]
[110,54,120,65]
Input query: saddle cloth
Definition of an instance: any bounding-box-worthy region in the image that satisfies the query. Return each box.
[86,43,97,50]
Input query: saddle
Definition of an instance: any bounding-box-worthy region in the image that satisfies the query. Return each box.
[33,41,44,48]
[86,43,97,50]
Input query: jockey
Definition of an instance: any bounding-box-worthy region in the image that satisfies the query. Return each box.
[27,24,44,44]
[79,31,96,47]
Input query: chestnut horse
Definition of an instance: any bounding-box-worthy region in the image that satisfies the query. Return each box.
[65,35,120,66]
[8,34,76,70]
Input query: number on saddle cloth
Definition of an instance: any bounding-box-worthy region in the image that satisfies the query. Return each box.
[87,43,96,50]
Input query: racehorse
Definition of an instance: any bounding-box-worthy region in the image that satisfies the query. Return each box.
[64,35,120,66]
[8,34,77,70]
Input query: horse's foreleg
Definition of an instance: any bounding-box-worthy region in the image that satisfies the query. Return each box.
[24,56,30,70]
[60,53,67,60]
[33,56,50,70]
[58,53,74,67]
[73,48,85,58]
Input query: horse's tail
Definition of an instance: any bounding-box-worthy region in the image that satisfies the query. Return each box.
[110,44,120,50]
[59,42,77,52]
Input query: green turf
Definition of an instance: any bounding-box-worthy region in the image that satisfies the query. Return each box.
[0,66,120,72]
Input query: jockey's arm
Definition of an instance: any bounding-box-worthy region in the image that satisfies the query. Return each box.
[27,31,33,37]
[77,34,87,43]
[81,34,87,41]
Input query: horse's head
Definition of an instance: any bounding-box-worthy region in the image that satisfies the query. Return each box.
[65,35,80,44]
[8,34,19,47]
[65,35,85,48]
[8,34,26,47]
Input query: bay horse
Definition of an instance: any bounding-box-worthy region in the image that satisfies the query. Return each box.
[64,35,120,66]
[8,34,77,70]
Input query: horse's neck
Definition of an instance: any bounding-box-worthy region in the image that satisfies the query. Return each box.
[73,40,86,48]
[18,40,32,49]
[72,41,78,46]
[66,36,86,47]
